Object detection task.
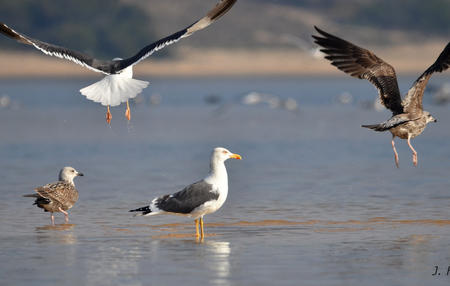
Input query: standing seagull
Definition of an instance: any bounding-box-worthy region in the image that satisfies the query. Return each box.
[0,0,237,124]
[313,27,449,167]
[24,166,83,225]
[130,147,242,240]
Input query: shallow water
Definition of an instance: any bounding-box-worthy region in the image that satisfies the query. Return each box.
[1,77,450,286]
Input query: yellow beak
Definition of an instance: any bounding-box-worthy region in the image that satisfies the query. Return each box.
[230,153,242,160]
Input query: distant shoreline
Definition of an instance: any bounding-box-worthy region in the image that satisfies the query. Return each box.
[0,43,446,78]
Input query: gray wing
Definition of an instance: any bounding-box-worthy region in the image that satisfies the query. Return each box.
[403,42,450,113]
[313,26,404,114]
[0,0,236,75]
[155,180,219,214]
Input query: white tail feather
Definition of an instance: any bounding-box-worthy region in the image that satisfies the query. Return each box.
[80,74,149,107]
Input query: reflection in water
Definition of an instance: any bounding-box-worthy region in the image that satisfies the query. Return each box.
[204,241,231,286]
[148,238,232,286]
[35,224,77,245]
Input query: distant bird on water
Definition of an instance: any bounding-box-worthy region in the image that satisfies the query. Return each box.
[24,167,83,225]
[313,27,449,167]
[130,147,242,240]
[0,0,237,124]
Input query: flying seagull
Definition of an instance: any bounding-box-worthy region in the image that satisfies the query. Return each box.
[130,147,242,240]
[0,0,237,124]
[23,166,84,225]
[313,26,449,167]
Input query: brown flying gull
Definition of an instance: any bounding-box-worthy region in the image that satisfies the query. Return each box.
[313,27,449,167]
[130,147,242,240]
[24,167,83,225]
[0,0,237,124]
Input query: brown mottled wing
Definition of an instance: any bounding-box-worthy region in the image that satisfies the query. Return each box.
[404,42,450,113]
[312,26,404,115]
[35,181,79,210]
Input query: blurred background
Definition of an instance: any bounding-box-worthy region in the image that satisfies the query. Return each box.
[0,0,449,77]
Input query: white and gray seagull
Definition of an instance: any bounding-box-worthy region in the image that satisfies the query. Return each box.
[0,0,237,124]
[313,26,449,167]
[130,147,242,240]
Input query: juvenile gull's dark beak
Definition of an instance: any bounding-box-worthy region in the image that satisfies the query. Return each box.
[77,172,84,176]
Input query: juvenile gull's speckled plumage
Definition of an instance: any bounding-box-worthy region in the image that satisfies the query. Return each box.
[24,167,83,225]
[313,27,449,167]
[130,147,242,240]
[0,0,237,124]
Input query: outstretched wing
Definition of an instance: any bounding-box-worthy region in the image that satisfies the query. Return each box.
[403,42,450,113]
[155,180,219,214]
[0,23,111,74]
[115,0,237,71]
[0,0,237,75]
[312,26,404,114]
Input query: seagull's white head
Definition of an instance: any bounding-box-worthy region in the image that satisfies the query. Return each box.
[59,166,84,184]
[212,147,242,163]
[423,111,437,124]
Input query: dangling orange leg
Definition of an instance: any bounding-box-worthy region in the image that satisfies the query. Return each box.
[125,100,131,121]
[106,106,112,124]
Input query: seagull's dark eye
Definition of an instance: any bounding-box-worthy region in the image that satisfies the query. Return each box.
[71,170,75,172]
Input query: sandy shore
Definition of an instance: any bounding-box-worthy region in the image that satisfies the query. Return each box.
[0,42,446,78]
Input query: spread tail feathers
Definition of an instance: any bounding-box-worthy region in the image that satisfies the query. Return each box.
[80,75,149,107]
[129,205,152,216]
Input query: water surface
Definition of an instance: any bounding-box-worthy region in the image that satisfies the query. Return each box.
[0,77,450,286]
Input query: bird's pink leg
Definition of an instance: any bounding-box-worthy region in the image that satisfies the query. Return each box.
[407,136,418,167]
[391,136,399,168]
[50,213,55,225]
[59,207,69,223]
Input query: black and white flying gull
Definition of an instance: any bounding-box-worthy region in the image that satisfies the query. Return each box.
[23,166,84,225]
[0,0,237,124]
[313,26,449,167]
[130,147,242,240]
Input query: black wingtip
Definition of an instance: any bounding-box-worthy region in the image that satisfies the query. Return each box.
[129,206,151,214]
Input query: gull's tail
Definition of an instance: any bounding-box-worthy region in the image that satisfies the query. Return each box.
[129,205,157,216]
[80,74,149,107]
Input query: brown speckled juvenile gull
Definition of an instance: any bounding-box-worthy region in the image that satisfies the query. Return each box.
[24,167,83,225]
[313,26,450,167]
